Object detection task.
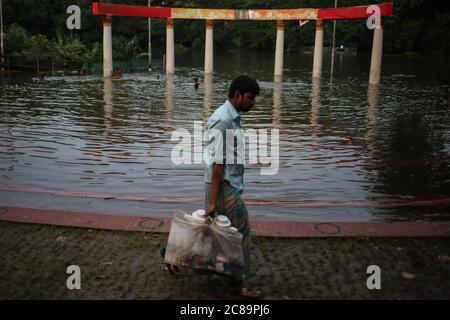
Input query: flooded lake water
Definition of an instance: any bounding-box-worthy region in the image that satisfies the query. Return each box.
[1,51,449,221]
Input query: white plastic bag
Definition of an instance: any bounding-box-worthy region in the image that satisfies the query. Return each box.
[164,209,244,275]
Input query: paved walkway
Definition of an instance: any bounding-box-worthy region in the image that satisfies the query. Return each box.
[1,220,449,299]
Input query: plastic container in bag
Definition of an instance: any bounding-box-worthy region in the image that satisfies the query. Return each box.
[164,209,244,276]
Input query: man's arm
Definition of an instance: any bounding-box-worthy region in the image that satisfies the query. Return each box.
[205,163,223,217]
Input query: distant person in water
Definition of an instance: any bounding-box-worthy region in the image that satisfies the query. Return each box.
[37,72,46,81]
[112,69,124,79]
[194,78,199,91]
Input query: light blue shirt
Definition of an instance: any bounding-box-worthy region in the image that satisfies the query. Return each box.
[204,100,244,192]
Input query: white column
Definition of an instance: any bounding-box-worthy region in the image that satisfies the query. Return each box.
[166,18,175,75]
[369,20,383,85]
[204,20,213,74]
[148,1,152,70]
[103,16,113,78]
[1,0,4,73]
[274,20,284,78]
[312,20,324,80]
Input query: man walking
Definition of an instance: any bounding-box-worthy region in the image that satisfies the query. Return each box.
[204,75,262,298]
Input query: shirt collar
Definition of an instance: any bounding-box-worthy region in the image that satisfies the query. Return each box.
[224,100,240,121]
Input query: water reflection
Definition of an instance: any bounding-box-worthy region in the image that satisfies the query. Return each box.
[366,84,379,146]
[274,75,283,83]
[165,74,174,131]
[203,73,213,121]
[0,53,449,221]
[310,78,321,132]
[367,85,449,201]
[272,80,282,127]
[103,78,113,131]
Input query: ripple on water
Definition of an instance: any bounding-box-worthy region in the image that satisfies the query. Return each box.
[1,55,449,220]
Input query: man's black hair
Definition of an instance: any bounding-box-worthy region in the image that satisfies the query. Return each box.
[228,75,260,99]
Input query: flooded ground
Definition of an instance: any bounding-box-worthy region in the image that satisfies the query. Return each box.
[0,51,449,221]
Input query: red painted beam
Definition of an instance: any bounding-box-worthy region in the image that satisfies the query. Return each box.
[92,2,394,20]
[318,2,394,20]
[93,2,171,18]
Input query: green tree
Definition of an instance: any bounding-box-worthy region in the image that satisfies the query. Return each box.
[4,24,30,61]
[25,34,54,73]
[84,42,103,63]
[54,38,86,67]
[113,35,141,60]
[2,0,450,64]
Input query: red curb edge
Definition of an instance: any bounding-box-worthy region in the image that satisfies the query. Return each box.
[1,206,450,237]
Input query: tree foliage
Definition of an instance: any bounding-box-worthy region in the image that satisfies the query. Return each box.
[2,0,449,68]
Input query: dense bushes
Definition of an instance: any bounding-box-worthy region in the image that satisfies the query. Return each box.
[2,0,449,71]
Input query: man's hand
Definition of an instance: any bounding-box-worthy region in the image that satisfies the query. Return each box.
[206,163,223,218]
[205,204,216,217]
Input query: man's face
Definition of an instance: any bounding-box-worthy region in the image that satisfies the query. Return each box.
[236,92,256,112]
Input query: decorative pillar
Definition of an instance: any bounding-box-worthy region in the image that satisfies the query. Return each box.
[103,16,113,78]
[312,20,324,80]
[274,20,284,78]
[369,19,383,85]
[204,20,213,74]
[166,18,175,75]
